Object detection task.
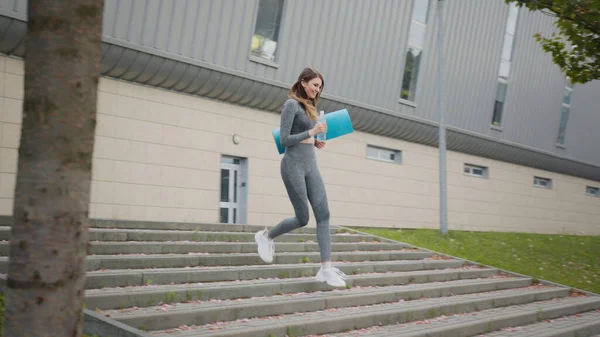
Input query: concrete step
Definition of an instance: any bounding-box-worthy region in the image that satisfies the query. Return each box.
[0,241,411,256]
[80,250,429,271]
[91,241,410,255]
[103,277,532,331]
[92,229,374,243]
[475,308,600,337]
[305,296,600,337]
[148,285,575,337]
[85,259,466,289]
[85,267,500,310]
[5,219,597,337]
[88,219,344,235]
[0,250,431,273]
[0,226,374,243]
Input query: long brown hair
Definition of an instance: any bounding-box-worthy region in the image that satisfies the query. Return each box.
[288,67,325,121]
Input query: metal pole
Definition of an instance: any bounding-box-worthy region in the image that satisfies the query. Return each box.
[437,0,448,235]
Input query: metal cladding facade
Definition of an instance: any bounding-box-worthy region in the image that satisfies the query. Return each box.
[1,0,599,181]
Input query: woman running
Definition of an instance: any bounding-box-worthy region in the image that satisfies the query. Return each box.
[255,67,348,288]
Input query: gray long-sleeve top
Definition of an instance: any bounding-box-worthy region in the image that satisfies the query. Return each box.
[279,99,317,148]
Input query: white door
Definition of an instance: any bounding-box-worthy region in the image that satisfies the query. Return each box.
[220,157,243,224]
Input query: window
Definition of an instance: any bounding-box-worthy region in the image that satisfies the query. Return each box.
[557,78,573,146]
[491,3,519,127]
[400,0,431,102]
[250,0,284,63]
[463,164,488,178]
[533,176,552,189]
[492,82,507,126]
[586,186,599,197]
[367,145,402,164]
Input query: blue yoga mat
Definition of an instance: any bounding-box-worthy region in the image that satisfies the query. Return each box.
[272,109,354,154]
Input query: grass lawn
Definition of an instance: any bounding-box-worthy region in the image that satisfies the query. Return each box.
[357,228,600,294]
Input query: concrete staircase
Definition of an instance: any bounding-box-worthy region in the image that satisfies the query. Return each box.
[0,220,599,337]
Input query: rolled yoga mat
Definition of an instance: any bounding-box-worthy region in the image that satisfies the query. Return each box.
[272,109,354,154]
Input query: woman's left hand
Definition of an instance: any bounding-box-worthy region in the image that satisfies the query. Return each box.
[314,140,326,149]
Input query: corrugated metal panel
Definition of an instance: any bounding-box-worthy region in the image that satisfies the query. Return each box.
[567,80,600,166]
[1,0,599,178]
[14,0,24,12]
[101,0,117,37]
[94,0,416,108]
[500,8,565,150]
[0,0,20,13]
[414,0,506,128]
[276,0,313,80]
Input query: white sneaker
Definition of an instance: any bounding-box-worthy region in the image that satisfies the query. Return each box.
[255,228,274,263]
[316,266,348,287]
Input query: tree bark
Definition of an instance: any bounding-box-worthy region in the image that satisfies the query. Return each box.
[3,1,104,336]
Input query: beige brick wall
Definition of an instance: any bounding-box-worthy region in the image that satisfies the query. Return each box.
[90,74,297,224]
[1,56,599,234]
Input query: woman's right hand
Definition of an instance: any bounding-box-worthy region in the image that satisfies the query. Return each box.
[310,123,327,136]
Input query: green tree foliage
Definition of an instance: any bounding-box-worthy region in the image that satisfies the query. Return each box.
[506,0,600,83]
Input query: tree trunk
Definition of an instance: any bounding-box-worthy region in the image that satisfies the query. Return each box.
[3,1,104,336]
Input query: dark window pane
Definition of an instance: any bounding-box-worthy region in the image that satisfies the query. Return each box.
[492,101,504,125]
[220,208,228,223]
[234,170,238,203]
[401,48,422,101]
[492,83,507,125]
[496,82,507,102]
[557,106,569,144]
[220,169,230,202]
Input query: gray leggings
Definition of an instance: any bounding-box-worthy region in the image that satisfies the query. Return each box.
[268,143,332,262]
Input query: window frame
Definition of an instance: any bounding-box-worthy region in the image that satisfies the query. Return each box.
[463,164,488,178]
[491,2,520,129]
[533,176,552,189]
[586,186,599,197]
[366,145,402,164]
[556,80,573,146]
[491,79,508,129]
[248,0,287,67]
[399,0,432,104]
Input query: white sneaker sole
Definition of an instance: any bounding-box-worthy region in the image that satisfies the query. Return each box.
[315,274,346,287]
[255,231,273,263]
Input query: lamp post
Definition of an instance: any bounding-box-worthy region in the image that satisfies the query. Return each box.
[437,0,448,235]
